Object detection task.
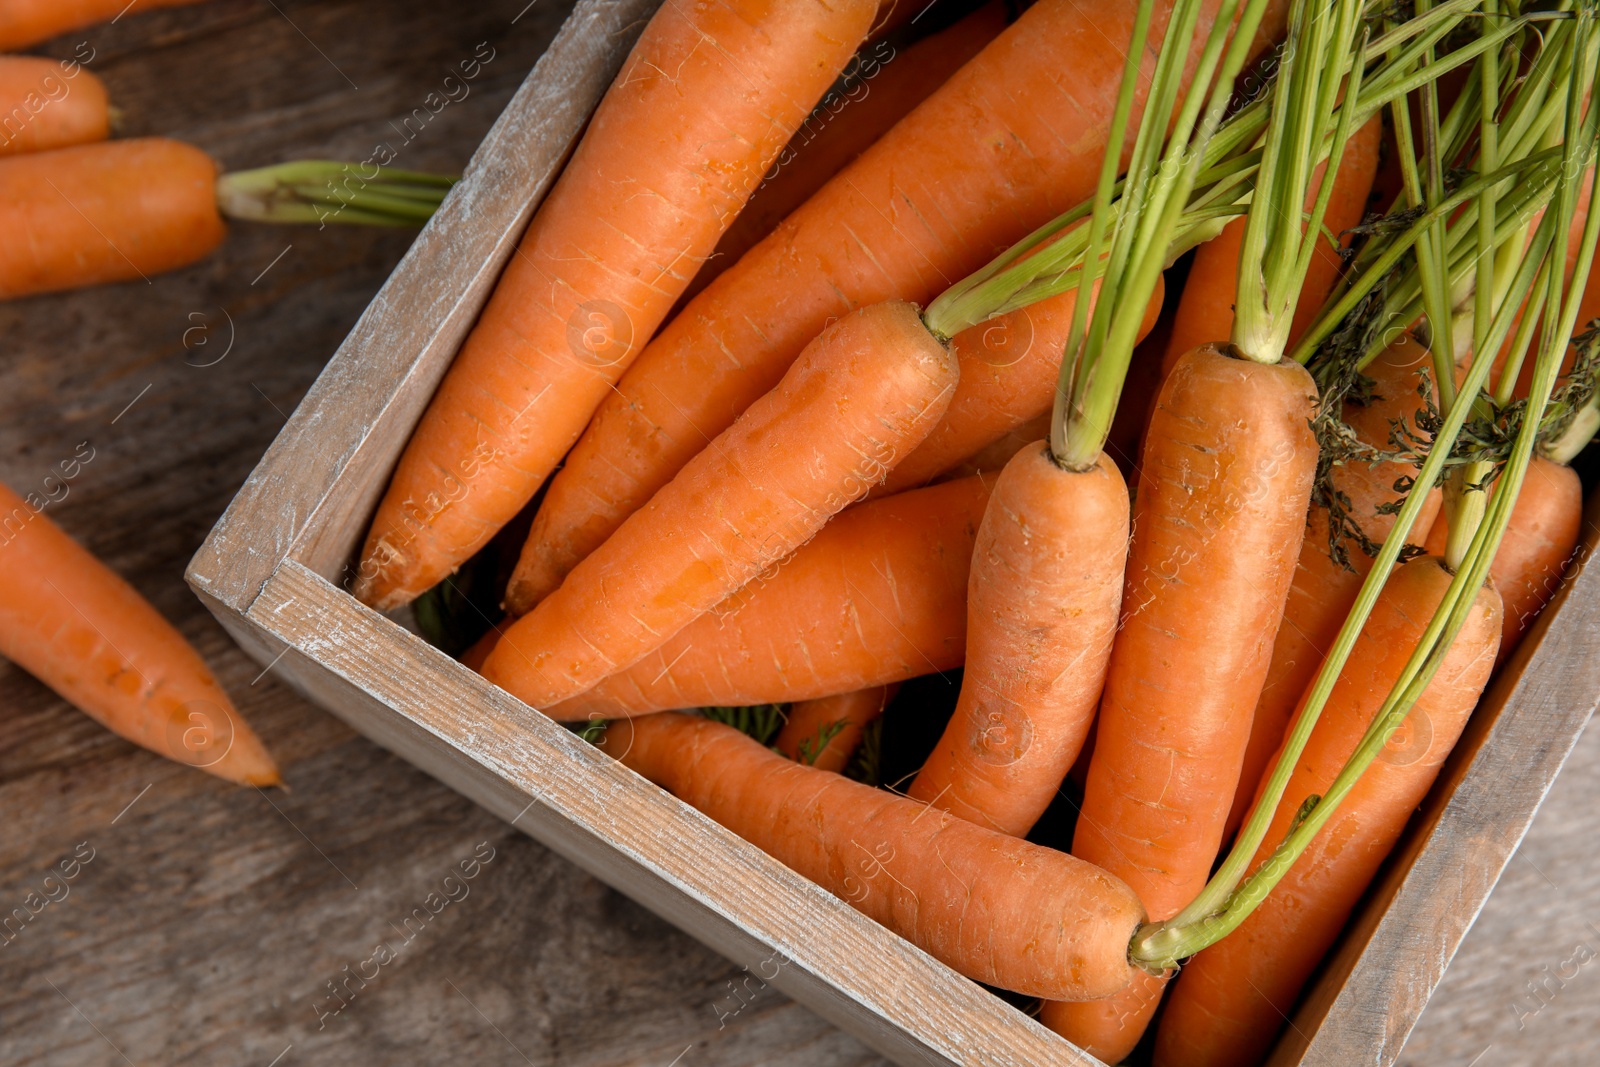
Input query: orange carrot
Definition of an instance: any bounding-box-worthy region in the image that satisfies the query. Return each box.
[906,445,1128,837]
[601,711,1147,1001]
[1048,346,1319,1061]
[350,0,878,612]
[1153,557,1502,1067]
[1225,334,1443,839]
[1158,114,1382,396]
[0,138,224,300]
[773,683,896,773]
[509,0,1289,613]
[542,476,992,721]
[0,56,109,157]
[486,301,957,707]
[1423,454,1583,665]
[679,3,1010,307]
[874,276,1165,498]
[939,410,1051,481]
[0,480,278,785]
[0,0,207,50]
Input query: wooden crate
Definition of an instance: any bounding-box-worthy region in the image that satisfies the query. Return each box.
[185,2,1600,1063]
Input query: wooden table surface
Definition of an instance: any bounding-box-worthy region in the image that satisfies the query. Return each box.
[0,3,1594,1065]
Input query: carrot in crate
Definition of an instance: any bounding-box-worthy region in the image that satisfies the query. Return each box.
[351,0,879,612]
[774,685,897,773]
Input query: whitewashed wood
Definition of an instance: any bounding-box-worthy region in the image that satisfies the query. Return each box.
[181,1,1600,1064]
[187,0,666,608]
[1268,496,1600,1067]
[236,560,1094,1067]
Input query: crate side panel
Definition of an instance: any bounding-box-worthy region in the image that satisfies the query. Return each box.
[187,0,663,612]
[241,561,1098,1067]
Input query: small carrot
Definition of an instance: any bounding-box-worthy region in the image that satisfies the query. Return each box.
[0,139,457,299]
[351,0,879,612]
[600,711,1147,1001]
[678,3,1010,308]
[0,56,109,157]
[0,0,207,50]
[1225,334,1443,839]
[1423,453,1583,665]
[874,276,1164,498]
[509,0,1290,613]
[1153,557,1501,1067]
[0,480,279,786]
[0,139,223,300]
[542,476,992,721]
[486,301,957,707]
[773,684,896,773]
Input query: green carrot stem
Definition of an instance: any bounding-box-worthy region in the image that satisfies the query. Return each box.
[215,161,458,227]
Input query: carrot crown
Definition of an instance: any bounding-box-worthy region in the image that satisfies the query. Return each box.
[216,161,458,228]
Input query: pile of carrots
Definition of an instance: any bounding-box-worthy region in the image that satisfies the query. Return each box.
[6,0,1599,1064]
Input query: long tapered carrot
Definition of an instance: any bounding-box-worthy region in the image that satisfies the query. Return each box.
[507,0,1289,614]
[0,0,207,50]
[0,138,224,300]
[1153,557,1501,1067]
[874,277,1165,498]
[773,684,895,773]
[1225,334,1443,838]
[350,0,878,612]
[542,476,992,721]
[0,57,109,158]
[600,711,1147,1001]
[486,301,956,708]
[678,3,1010,309]
[0,481,278,785]
[905,445,1128,837]
[1423,454,1582,665]
[1046,346,1319,1060]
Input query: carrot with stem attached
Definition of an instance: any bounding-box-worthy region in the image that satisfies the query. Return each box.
[773,684,897,773]
[0,0,208,51]
[542,476,992,721]
[0,138,457,299]
[351,0,879,612]
[484,300,957,708]
[0,56,109,157]
[600,711,1147,1001]
[505,0,1291,616]
[0,480,279,786]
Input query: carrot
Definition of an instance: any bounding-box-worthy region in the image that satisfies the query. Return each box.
[0,0,207,50]
[508,0,1290,614]
[904,446,1128,837]
[678,3,1010,308]
[600,711,1147,1001]
[773,684,896,773]
[0,138,224,300]
[350,0,879,612]
[939,410,1050,481]
[1423,454,1583,665]
[541,476,992,721]
[1156,114,1382,406]
[486,301,957,708]
[1153,557,1502,1067]
[0,480,279,786]
[873,276,1165,498]
[0,56,109,157]
[1224,334,1443,839]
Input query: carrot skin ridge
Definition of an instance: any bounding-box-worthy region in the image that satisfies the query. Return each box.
[543,476,993,721]
[0,481,279,786]
[352,0,880,611]
[1153,558,1501,1067]
[602,712,1146,1001]
[907,446,1128,838]
[510,0,1292,612]
[487,301,957,707]
[0,138,225,300]
[1050,345,1319,1059]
